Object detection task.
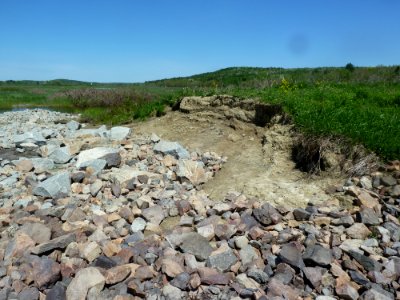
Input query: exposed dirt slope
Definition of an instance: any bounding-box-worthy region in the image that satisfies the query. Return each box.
[130,96,346,208]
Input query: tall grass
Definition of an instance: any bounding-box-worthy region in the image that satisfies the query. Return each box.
[232,83,400,160]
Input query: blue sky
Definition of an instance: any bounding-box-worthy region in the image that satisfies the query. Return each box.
[1,0,399,82]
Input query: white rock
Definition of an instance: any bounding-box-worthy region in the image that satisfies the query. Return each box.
[76,147,119,169]
[66,120,81,131]
[130,217,147,233]
[66,267,105,300]
[110,126,131,141]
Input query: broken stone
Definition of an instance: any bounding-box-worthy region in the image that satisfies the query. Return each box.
[33,172,71,199]
[279,242,305,269]
[180,232,213,261]
[32,233,75,255]
[65,267,105,300]
[153,140,190,159]
[346,223,372,239]
[253,203,282,226]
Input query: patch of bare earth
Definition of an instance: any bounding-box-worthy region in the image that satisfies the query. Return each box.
[130,95,348,208]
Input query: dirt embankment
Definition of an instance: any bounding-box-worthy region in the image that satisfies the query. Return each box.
[130,95,364,208]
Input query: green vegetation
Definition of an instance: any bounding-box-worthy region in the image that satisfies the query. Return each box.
[1,65,399,160]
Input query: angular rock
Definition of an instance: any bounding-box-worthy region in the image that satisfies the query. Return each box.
[253,203,282,226]
[94,256,117,269]
[381,175,397,186]
[339,239,364,254]
[234,235,249,249]
[346,223,371,239]
[236,273,260,289]
[33,172,71,199]
[247,268,269,284]
[48,147,71,164]
[14,159,34,172]
[355,190,380,209]
[105,265,131,285]
[197,267,232,285]
[80,241,101,262]
[46,282,67,300]
[267,278,300,300]
[361,287,394,300]
[303,266,325,288]
[4,232,35,260]
[279,242,305,269]
[239,245,259,266]
[153,140,190,159]
[107,166,158,187]
[19,222,51,244]
[391,184,400,197]
[65,267,105,300]
[32,233,75,255]
[110,126,131,141]
[170,272,190,290]
[90,179,103,197]
[162,284,185,300]
[76,147,120,168]
[176,160,207,185]
[84,159,107,175]
[17,287,39,300]
[132,265,155,281]
[332,215,354,227]
[13,131,46,145]
[336,283,359,300]
[207,249,238,272]
[303,244,333,266]
[141,205,165,225]
[293,208,311,221]
[31,158,54,173]
[180,232,213,261]
[31,256,61,289]
[359,206,380,225]
[348,250,382,272]
[162,259,185,278]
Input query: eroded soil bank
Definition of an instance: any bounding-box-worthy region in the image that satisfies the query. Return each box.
[131,95,345,208]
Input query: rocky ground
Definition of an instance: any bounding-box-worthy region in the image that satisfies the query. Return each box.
[0,107,399,300]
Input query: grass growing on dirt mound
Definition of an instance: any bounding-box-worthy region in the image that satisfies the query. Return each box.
[231,82,400,160]
[145,66,400,160]
[1,66,399,160]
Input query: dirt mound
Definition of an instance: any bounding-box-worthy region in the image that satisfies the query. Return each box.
[130,96,351,208]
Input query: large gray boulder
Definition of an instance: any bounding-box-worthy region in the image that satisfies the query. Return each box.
[33,172,71,199]
[76,147,120,169]
[153,140,190,159]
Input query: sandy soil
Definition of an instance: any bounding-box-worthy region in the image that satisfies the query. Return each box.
[130,110,344,208]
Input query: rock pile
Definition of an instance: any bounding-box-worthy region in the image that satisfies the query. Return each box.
[0,109,399,300]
